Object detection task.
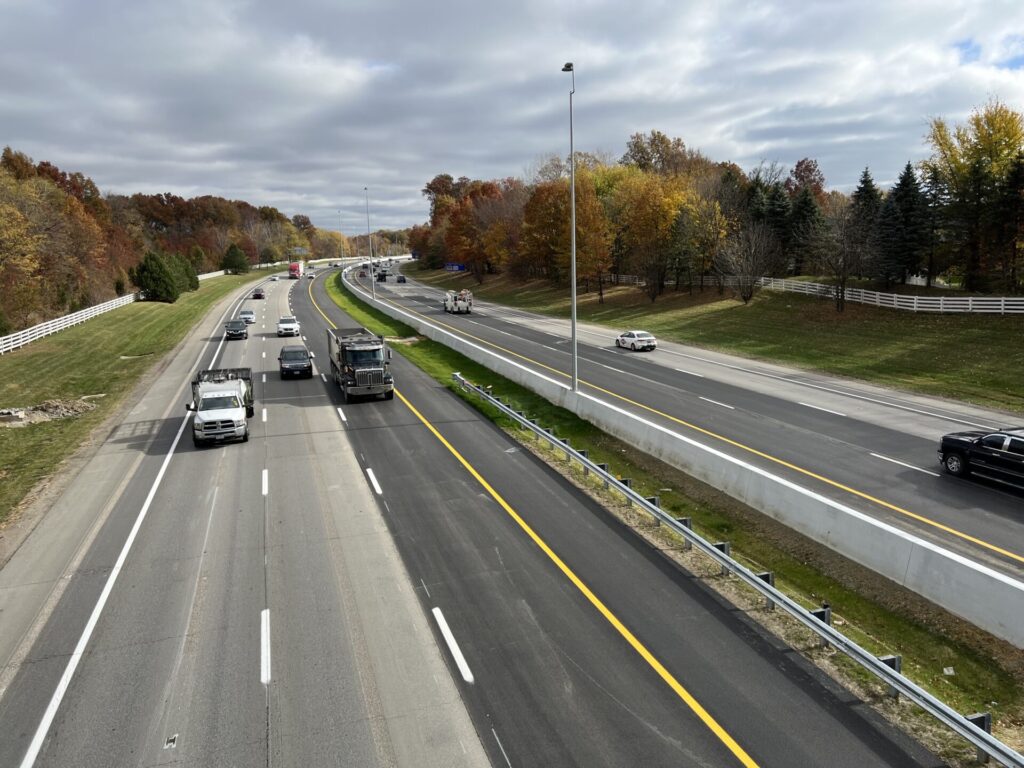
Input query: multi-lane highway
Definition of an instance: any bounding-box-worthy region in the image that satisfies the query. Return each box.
[352,266,1024,583]
[0,267,944,767]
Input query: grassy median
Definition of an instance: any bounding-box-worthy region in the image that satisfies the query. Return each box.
[0,272,269,525]
[327,271,1023,763]
[407,263,1024,414]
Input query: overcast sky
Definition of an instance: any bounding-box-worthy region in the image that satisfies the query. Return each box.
[2,0,1023,232]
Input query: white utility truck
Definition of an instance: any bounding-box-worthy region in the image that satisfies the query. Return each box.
[187,368,255,446]
[443,289,473,314]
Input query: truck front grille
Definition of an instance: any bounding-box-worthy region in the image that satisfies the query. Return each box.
[202,420,235,433]
[356,369,384,387]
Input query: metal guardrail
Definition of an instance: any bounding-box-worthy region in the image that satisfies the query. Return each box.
[452,371,1023,768]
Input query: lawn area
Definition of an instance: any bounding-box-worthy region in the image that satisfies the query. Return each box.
[0,272,267,524]
[329,271,1023,758]
[407,263,1024,413]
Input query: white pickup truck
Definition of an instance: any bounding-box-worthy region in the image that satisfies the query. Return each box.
[443,289,473,314]
[187,368,254,447]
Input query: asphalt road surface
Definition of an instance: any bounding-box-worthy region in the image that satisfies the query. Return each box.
[0,267,942,767]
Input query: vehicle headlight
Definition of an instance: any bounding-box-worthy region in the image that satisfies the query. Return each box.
[234,419,246,428]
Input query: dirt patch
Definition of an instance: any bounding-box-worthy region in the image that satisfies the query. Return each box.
[0,399,98,427]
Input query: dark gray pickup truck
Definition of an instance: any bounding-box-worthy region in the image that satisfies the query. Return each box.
[939,428,1024,488]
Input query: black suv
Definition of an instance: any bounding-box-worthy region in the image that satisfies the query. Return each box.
[224,319,248,340]
[939,428,1024,488]
[279,345,313,378]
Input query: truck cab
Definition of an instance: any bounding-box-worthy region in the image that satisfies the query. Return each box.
[326,328,394,402]
[443,289,473,314]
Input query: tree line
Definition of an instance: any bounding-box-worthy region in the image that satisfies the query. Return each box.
[0,148,358,333]
[409,100,1024,311]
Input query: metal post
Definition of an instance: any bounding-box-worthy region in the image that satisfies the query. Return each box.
[562,62,577,392]
[365,187,375,300]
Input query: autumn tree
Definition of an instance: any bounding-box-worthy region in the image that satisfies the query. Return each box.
[924,99,1024,290]
[520,180,570,280]
[808,195,867,311]
[784,157,827,204]
[610,173,683,301]
[620,130,698,176]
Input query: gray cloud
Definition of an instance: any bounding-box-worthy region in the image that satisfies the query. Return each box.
[2,0,1023,230]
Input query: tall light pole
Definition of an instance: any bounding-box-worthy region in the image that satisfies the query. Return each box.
[365,187,376,299]
[338,209,347,259]
[562,62,578,392]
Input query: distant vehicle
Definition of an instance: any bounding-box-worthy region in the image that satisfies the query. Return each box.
[224,319,248,340]
[616,330,657,351]
[358,270,367,277]
[396,275,407,284]
[277,315,301,337]
[326,327,394,402]
[939,428,1024,488]
[252,288,265,299]
[306,272,315,279]
[278,345,313,378]
[239,309,256,324]
[270,275,279,281]
[376,272,387,282]
[187,368,254,447]
[443,289,473,314]
[289,261,304,279]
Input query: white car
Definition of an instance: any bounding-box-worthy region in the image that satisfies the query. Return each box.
[270,275,279,281]
[615,330,657,351]
[277,316,301,337]
[239,309,256,325]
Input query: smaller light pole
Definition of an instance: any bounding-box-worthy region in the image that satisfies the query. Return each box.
[562,61,578,392]
[338,210,347,260]
[365,187,375,299]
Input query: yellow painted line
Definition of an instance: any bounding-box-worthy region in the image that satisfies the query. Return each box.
[365,290,1024,567]
[313,273,759,764]
[396,389,761,768]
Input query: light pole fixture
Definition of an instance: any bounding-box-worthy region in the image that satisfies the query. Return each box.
[365,187,375,299]
[562,61,578,392]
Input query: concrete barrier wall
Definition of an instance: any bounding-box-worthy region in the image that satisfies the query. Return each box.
[356,278,1024,648]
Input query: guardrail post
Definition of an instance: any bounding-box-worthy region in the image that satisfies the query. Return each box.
[712,541,730,575]
[597,463,609,488]
[621,478,633,505]
[645,496,660,525]
[878,655,902,698]
[755,571,775,610]
[810,603,832,647]
[965,712,991,764]
[675,517,692,550]
[561,437,571,461]
[579,449,589,474]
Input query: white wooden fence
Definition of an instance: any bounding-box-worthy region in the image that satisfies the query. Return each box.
[0,268,237,355]
[611,273,1024,314]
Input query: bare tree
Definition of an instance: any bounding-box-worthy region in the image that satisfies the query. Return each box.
[808,195,869,312]
[715,220,781,303]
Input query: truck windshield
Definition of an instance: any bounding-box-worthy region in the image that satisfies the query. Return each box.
[200,395,240,410]
[349,349,383,364]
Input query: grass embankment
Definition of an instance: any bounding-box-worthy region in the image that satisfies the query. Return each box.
[327,272,1023,762]
[407,263,1024,414]
[0,272,268,525]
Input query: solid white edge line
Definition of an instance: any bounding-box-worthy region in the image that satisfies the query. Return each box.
[699,396,735,410]
[798,401,847,417]
[262,408,267,423]
[366,468,383,495]
[262,469,268,496]
[336,406,347,422]
[261,609,271,684]
[18,415,191,768]
[320,373,327,382]
[432,607,474,684]
[675,368,704,377]
[870,453,941,477]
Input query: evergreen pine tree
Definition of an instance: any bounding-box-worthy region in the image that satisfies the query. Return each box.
[787,186,821,275]
[130,251,181,303]
[850,167,882,278]
[876,163,928,286]
[221,243,250,274]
